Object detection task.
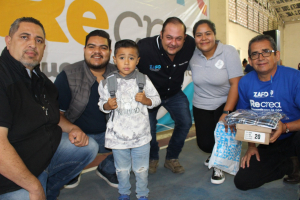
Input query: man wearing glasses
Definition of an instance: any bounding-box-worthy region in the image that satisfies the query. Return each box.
[234,34,300,190]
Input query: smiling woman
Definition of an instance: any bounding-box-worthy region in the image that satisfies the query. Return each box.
[189,19,243,185]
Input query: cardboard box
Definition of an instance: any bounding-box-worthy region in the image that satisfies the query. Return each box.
[236,124,272,145]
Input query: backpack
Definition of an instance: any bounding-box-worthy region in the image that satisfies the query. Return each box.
[103,70,146,121]
[105,70,146,98]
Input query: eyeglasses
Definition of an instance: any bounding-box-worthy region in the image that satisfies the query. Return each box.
[250,49,276,60]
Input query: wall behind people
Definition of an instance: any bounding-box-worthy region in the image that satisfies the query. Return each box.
[283,22,300,69]
[209,0,228,44]
[228,22,259,62]
[0,0,209,132]
[209,0,287,66]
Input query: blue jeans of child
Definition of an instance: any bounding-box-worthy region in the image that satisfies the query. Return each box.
[0,132,98,200]
[88,132,116,174]
[113,143,150,198]
[148,91,192,160]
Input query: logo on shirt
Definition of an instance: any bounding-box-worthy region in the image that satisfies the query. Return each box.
[149,65,161,72]
[253,92,269,98]
[270,90,274,97]
[179,61,188,66]
[215,59,224,69]
[250,100,281,108]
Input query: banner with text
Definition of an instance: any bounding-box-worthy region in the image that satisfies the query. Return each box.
[0,0,209,132]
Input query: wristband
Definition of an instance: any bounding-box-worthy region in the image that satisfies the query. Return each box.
[284,123,289,134]
[223,111,231,114]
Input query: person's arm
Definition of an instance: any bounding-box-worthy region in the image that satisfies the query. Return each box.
[58,112,89,147]
[220,45,244,122]
[269,119,300,143]
[98,80,113,112]
[219,76,242,122]
[141,75,161,109]
[54,71,88,147]
[0,127,45,200]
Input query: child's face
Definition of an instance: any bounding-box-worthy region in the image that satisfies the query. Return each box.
[113,47,140,77]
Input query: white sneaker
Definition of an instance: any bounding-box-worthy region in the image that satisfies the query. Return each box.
[204,155,211,166]
[211,168,225,184]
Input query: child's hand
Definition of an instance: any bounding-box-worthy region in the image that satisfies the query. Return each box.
[135,91,152,106]
[104,97,118,110]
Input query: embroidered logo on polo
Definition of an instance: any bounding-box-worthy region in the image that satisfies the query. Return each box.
[179,61,188,66]
[149,65,161,71]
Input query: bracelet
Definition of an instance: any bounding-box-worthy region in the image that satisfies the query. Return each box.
[223,111,231,114]
[284,123,289,134]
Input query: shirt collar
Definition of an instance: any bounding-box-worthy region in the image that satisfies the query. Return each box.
[26,68,38,78]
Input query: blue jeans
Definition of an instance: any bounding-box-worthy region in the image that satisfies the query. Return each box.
[88,132,116,174]
[113,143,150,198]
[0,132,98,200]
[149,91,192,160]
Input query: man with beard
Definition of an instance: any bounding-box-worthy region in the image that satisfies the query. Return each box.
[54,30,118,188]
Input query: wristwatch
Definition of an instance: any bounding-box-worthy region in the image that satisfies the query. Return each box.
[223,111,231,114]
[284,123,289,133]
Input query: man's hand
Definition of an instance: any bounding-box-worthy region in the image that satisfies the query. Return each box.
[29,183,46,200]
[58,112,89,147]
[68,127,89,147]
[104,97,118,110]
[135,91,152,106]
[241,143,260,168]
[270,120,284,143]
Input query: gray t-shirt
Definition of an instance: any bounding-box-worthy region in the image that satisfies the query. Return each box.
[189,41,243,110]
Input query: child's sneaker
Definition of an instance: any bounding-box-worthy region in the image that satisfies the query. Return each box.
[138,196,148,200]
[211,168,225,184]
[118,194,130,200]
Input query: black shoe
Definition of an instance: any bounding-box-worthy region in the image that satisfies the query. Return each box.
[96,167,118,188]
[283,157,300,184]
[64,174,81,189]
[204,155,211,167]
[211,168,225,184]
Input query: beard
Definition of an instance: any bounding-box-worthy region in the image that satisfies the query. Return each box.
[20,50,40,69]
[85,54,110,70]
[20,57,39,69]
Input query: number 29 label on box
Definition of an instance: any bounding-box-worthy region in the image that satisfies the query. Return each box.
[244,131,265,143]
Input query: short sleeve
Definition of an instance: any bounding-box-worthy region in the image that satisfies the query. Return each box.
[0,80,12,128]
[224,45,244,79]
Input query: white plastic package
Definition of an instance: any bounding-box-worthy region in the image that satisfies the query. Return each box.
[208,122,242,175]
